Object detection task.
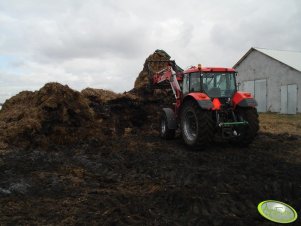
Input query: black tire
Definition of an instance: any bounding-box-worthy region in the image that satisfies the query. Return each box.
[160,112,176,139]
[180,101,214,147]
[232,107,259,146]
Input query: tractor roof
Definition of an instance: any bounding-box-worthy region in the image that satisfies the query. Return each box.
[183,66,236,74]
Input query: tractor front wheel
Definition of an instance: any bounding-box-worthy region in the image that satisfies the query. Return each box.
[160,112,176,139]
[180,101,214,148]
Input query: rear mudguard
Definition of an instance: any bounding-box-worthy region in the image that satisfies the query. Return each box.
[232,92,257,108]
[183,93,213,110]
[162,108,177,129]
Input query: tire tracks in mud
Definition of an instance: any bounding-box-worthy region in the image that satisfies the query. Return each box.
[0,132,301,225]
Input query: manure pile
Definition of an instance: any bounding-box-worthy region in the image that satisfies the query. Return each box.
[0,50,172,149]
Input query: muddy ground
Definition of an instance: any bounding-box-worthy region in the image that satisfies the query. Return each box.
[0,114,301,226]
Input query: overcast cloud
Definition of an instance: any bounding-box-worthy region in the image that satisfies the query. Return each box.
[0,0,300,102]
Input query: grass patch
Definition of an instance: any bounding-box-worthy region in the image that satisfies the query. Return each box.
[259,113,301,135]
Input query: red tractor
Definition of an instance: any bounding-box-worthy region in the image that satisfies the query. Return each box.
[148,60,259,147]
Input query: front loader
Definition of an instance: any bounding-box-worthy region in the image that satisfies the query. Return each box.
[148,60,259,148]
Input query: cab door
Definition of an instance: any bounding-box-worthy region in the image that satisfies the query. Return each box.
[182,74,189,96]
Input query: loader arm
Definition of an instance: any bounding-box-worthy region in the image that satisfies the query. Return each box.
[152,66,182,100]
[147,60,184,111]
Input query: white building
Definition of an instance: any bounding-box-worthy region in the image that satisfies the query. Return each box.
[234,47,301,114]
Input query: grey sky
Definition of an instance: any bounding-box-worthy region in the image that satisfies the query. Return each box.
[0,0,300,103]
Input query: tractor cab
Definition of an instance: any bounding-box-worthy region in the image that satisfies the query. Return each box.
[182,67,237,100]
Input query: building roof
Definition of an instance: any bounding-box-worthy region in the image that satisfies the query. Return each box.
[233,47,301,72]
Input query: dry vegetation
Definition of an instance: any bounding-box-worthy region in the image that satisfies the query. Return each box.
[260,113,301,135]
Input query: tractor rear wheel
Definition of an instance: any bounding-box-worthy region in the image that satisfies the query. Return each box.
[180,101,214,148]
[160,112,175,139]
[233,107,259,146]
